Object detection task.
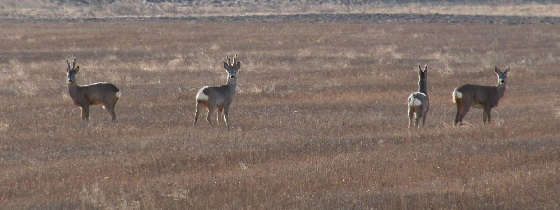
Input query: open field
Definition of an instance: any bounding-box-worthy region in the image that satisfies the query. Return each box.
[3,0,560,19]
[1,18,560,209]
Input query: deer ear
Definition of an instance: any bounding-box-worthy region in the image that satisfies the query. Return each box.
[418,65,422,72]
[504,66,510,74]
[494,66,501,74]
[66,60,71,72]
[424,64,428,72]
[235,61,241,70]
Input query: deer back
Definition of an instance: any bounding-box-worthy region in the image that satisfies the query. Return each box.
[75,82,119,105]
[202,84,235,106]
[456,84,502,108]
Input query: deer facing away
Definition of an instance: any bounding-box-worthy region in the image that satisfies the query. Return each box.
[452,66,509,125]
[66,58,121,122]
[193,55,240,130]
[408,64,430,128]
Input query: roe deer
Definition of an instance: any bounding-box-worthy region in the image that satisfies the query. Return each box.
[407,64,429,128]
[193,54,240,130]
[66,57,121,122]
[452,66,509,126]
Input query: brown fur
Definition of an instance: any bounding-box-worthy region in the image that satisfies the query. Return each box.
[407,64,429,128]
[193,55,240,130]
[66,58,120,122]
[452,66,509,125]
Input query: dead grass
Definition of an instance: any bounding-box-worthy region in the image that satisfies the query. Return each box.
[0,20,559,209]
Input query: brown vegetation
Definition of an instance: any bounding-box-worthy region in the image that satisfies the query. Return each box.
[0,20,559,209]
[3,0,560,19]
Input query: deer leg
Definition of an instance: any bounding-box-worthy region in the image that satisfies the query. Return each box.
[206,105,215,126]
[415,114,421,128]
[109,108,117,122]
[112,98,118,122]
[458,101,472,125]
[223,106,231,130]
[485,108,492,123]
[216,106,223,126]
[105,102,117,122]
[460,105,471,125]
[454,104,462,126]
[81,105,90,121]
[193,102,202,126]
[408,108,414,129]
[422,112,427,128]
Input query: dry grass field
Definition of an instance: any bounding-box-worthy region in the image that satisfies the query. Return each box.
[4,0,560,19]
[1,19,560,209]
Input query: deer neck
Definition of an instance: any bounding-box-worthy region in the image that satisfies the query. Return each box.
[497,84,506,99]
[226,78,237,94]
[418,79,428,95]
[68,81,79,89]
[68,82,81,98]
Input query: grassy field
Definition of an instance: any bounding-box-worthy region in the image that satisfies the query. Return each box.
[3,1,560,19]
[0,20,560,209]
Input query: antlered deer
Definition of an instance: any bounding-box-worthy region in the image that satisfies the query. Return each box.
[66,57,120,122]
[193,55,240,130]
[408,64,429,128]
[452,66,509,125]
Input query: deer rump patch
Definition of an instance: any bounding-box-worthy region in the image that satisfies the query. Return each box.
[196,86,210,101]
[408,92,427,107]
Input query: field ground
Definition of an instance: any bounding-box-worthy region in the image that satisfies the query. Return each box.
[1,18,560,209]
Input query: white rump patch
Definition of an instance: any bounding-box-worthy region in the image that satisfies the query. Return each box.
[116,91,121,98]
[410,98,422,106]
[196,86,209,101]
[452,90,462,104]
[408,92,424,107]
[452,90,462,99]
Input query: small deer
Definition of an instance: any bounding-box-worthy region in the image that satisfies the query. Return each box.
[193,54,240,130]
[66,57,121,122]
[407,64,430,128]
[452,66,509,126]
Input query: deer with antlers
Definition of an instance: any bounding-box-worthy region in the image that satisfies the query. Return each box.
[408,64,430,128]
[66,57,121,122]
[193,55,240,130]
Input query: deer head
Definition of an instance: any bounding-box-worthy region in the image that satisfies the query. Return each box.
[223,54,241,83]
[494,66,509,86]
[418,64,428,79]
[66,57,80,83]
[417,64,428,94]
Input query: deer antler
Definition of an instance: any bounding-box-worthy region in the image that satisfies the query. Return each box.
[72,57,77,69]
[66,59,71,70]
[234,54,240,68]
